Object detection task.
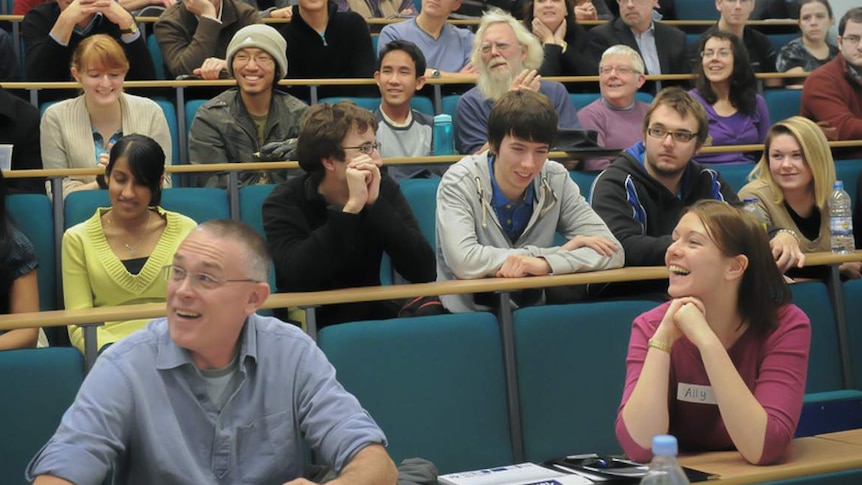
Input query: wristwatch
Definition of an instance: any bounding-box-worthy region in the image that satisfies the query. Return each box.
[120,23,139,35]
[431,69,441,79]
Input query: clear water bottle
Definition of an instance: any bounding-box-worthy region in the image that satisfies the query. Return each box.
[830,180,855,254]
[742,198,768,232]
[639,435,689,485]
[433,114,455,156]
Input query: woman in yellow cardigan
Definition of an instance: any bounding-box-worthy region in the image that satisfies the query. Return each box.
[739,116,862,280]
[62,134,197,352]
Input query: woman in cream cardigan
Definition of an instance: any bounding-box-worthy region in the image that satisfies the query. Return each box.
[41,34,172,198]
[739,116,862,279]
[62,134,196,352]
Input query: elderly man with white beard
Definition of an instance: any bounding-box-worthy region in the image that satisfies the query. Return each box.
[455,8,580,155]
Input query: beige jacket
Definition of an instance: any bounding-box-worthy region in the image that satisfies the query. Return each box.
[40,93,173,198]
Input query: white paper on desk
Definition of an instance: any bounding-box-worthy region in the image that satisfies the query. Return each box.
[438,462,592,485]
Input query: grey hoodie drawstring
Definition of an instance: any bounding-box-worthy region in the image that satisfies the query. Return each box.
[474,176,487,229]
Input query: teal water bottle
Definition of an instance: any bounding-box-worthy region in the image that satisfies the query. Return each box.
[433,114,455,155]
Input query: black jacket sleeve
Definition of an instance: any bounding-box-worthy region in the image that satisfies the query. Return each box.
[539,25,598,77]
[344,12,375,79]
[590,168,672,266]
[263,182,367,291]
[22,5,71,81]
[262,176,435,292]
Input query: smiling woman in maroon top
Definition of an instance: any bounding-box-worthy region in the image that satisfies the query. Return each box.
[616,200,810,465]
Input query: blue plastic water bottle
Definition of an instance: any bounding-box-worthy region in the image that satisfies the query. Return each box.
[433,114,455,156]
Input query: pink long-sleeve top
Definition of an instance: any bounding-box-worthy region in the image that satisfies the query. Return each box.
[615,302,811,465]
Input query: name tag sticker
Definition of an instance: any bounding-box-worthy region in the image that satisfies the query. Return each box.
[677,383,717,405]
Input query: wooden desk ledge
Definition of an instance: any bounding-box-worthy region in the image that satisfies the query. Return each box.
[0,71,819,92]
[679,434,862,485]
[816,428,862,447]
[4,142,862,180]
[1,252,861,332]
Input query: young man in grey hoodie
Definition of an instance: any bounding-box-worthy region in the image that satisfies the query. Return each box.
[436,89,624,313]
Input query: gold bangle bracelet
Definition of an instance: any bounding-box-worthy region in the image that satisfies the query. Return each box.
[648,338,671,353]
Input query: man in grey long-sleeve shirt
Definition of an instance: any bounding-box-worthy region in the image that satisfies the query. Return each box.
[438,90,624,313]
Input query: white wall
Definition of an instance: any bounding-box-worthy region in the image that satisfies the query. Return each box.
[830,0,857,37]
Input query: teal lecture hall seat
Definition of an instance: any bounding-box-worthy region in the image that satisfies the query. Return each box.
[675,0,720,20]
[713,163,756,193]
[0,348,85,485]
[764,89,803,125]
[571,170,599,202]
[767,33,798,52]
[791,282,843,395]
[513,300,657,462]
[318,312,513,474]
[398,177,440,251]
[64,187,230,228]
[791,280,862,437]
[239,184,276,240]
[834,159,862,205]
[147,34,167,81]
[7,194,56,313]
[440,95,461,133]
[184,99,209,163]
[239,184,278,291]
[843,279,862,390]
[153,99,180,166]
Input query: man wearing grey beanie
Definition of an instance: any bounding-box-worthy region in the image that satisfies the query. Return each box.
[189,24,308,188]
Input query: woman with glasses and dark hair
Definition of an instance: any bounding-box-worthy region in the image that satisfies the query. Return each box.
[0,169,41,349]
[62,134,197,353]
[689,30,770,165]
[616,200,810,465]
[523,0,598,77]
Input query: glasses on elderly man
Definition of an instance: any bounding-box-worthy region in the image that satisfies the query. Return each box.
[599,65,639,75]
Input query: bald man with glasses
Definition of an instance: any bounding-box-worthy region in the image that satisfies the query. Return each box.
[28,219,399,485]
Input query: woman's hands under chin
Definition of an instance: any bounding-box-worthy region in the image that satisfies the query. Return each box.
[531,18,555,44]
[672,298,718,349]
[655,297,710,349]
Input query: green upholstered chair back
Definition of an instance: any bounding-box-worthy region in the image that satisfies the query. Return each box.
[318,312,513,473]
[0,348,85,485]
[513,300,656,461]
